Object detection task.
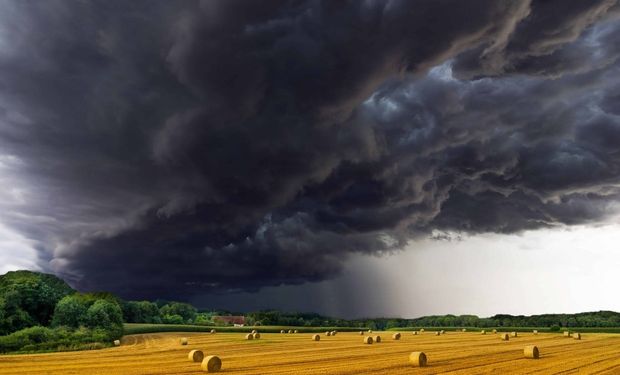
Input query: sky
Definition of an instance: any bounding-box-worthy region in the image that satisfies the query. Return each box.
[197,223,620,318]
[1,0,620,318]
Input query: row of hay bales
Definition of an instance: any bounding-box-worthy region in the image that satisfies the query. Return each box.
[404,328,569,335]
[397,328,571,338]
[389,330,577,366]
[497,331,581,341]
[173,328,580,347]
[402,337,542,367]
[358,332,546,367]
[280,329,298,334]
[176,329,577,371]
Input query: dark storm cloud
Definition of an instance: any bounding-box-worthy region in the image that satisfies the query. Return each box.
[1,0,620,301]
[453,0,620,77]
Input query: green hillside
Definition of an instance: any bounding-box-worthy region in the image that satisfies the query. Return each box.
[0,270,74,335]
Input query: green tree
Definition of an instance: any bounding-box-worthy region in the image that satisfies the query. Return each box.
[162,314,184,324]
[159,302,197,323]
[123,301,162,323]
[0,293,34,335]
[51,295,88,328]
[0,270,73,334]
[84,300,123,339]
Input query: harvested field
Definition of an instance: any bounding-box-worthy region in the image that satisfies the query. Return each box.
[1,331,620,374]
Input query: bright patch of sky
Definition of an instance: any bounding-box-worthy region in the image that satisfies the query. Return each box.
[195,223,620,318]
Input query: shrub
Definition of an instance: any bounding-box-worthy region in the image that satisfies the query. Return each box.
[550,325,561,332]
[0,326,116,353]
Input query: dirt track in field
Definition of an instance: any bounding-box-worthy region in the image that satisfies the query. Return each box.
[1,331,620,374]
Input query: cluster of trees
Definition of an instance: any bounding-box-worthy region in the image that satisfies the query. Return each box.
[0,271,123,353]
[121,300,200,325]
[358,312,620,330]
[52,293,123,338]
[246,311,358,327]
[240,311,620,331]
[0,270,73,335]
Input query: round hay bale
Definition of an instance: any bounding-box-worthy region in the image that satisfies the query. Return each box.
[524,345,539,359]
[331,331,336,336]
[251,330,257,334]
[392,332,401,340]
[573,332,581,340]
[435,331,440,336]
[533,330,538,335]
[492,329,497,333]
[201,355,222,372]
[373,335,381,343]
[280,330,286,334]
[500,333,509,341]
[294,330,298,334]
[364,336,373,344]
[325,331,331,336]
[180,337,188,345]
[409,352,427,367]
[210,329,216,334]
[368,329,373,333]
[312,334,320,341]
[440,330,445,335]
[252,332,261,339]
[511,332,518,337]
[412,331,418,335]
[420,328,425,332]
[188,350,204,362]
[564,331,570,337]
[360,331,364,335]
[245,333,254,340]
[462,328,466,332]
[288,329,293,334]
[481,330,486,335]
[113,340,120,346]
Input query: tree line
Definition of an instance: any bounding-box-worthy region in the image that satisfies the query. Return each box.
[2,270,620,353]
[239,311,620,331]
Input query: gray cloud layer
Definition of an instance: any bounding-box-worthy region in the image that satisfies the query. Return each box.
[1,0,619,301]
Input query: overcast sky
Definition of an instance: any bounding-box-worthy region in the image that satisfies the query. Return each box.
[1,0,620,318]
[196,222,620,318]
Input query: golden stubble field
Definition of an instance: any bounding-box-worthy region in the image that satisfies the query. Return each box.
[1,331,620,375]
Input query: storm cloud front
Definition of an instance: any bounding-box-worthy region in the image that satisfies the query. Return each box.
[1,0,620,304]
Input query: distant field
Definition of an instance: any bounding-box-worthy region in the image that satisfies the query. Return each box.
[390,327,620,334]
[125,323,620,335]
[123,323,365,335]
[2,330,620,374]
